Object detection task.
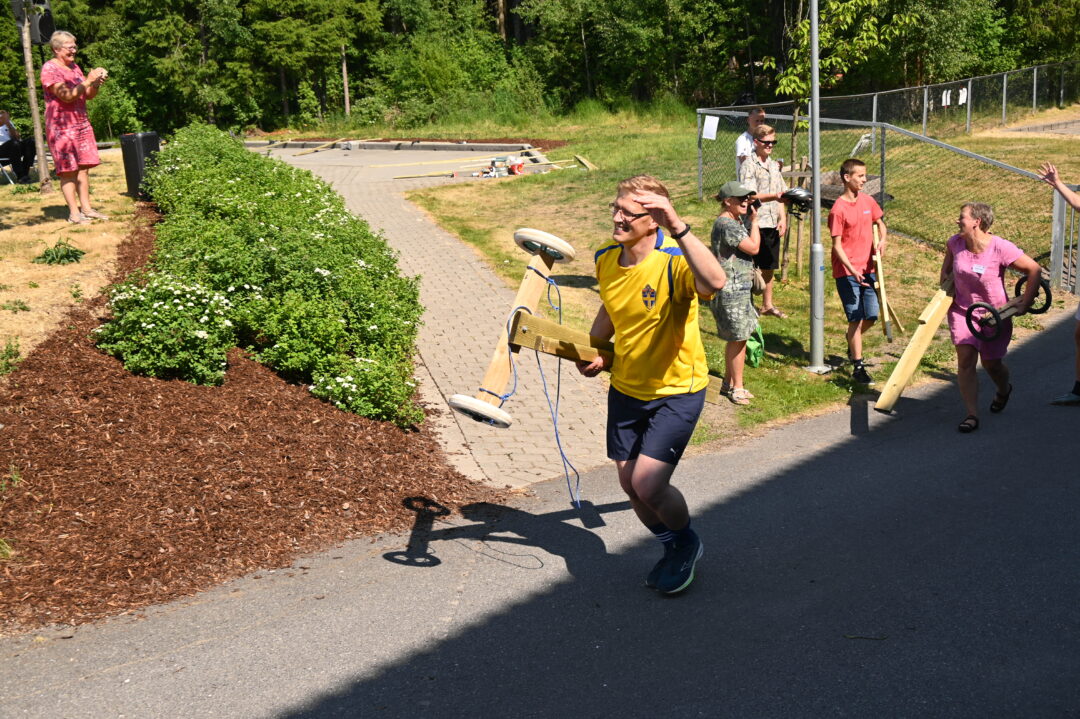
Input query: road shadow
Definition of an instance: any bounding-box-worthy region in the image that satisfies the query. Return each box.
[277,315,1080,718]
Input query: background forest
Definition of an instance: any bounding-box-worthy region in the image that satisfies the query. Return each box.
[1,0,1078,137]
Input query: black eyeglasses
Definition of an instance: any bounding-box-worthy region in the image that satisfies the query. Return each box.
[757,140,777,146]
[609,203,649,220]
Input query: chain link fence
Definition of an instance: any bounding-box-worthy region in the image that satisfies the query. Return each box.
[1051,187,1080,296]
[696,110,1058,280]
[703,61,1079,139]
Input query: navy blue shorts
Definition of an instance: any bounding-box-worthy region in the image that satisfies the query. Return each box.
[607,386,706,467]
[835,274,880,322]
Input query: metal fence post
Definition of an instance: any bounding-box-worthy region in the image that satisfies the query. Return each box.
[922,86,929,135]
[966,78,973,133]
[697,112,704,201]
[879,124,886,209]
[871,93,878,151]
[1033,66,1038,111]
[1051,191,1065,290]
[807,0,829,374]
[1002,72,1008,125]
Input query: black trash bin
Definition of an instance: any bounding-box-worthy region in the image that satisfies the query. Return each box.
[119,131,160,198]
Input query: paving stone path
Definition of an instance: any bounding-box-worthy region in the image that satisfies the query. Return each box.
[268,146,609,489]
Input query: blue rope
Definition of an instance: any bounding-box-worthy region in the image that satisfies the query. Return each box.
[530,278,582,507]
[477,304,532,406]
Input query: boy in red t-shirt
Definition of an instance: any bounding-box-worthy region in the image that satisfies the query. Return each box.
[827,158,888,385]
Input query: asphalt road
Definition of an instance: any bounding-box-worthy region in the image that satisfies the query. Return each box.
[2,301,1078,718]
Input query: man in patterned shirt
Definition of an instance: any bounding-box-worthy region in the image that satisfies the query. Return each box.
[739,123,789,317]
[576,175,726,595]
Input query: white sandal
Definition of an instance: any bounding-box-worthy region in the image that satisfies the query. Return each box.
[729,388,753,405]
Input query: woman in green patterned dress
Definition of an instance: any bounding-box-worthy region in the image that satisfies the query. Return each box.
[710,180,761,405]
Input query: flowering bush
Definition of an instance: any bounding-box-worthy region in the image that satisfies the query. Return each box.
[98,125,424,425]
[95,274,235,385]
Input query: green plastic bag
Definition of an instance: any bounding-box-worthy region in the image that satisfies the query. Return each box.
[745,322,765,368]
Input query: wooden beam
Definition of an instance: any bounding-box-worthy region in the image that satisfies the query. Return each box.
[374,156,495,168]
[393,171,457,179]
[293,138,347,156]
[507,312,725,405]
[874,278,954,413]
[574,154,599,171]
[471,254,560,407]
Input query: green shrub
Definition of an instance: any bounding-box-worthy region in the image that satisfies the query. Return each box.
[95,274,236,385]
[0,338,20,376]
[33,240,85,265]
[102,124,423,425]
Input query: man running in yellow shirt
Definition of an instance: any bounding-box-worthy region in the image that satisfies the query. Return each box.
[577,175,726,594]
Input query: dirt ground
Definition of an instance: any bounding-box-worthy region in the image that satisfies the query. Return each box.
[0,149,132,358]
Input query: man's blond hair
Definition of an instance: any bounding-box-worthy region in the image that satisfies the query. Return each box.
[617,175,670,199]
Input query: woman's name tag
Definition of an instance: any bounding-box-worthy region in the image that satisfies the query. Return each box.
[972,263,986,275]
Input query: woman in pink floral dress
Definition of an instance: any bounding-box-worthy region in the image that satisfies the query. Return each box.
[40,31,109,224]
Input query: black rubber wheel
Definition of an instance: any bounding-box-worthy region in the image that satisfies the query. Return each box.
[1013,276,1052,315]
[966,302,1001,341]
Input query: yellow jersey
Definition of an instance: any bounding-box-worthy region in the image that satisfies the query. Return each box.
[595,230,712,400]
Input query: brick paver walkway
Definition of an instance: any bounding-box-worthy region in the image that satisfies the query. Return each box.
[268,146,609,489]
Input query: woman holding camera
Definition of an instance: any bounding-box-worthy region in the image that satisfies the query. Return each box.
[710,180,761,405]
[41,30,109,224]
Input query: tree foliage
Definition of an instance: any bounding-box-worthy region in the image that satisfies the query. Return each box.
[0,0,1069,133]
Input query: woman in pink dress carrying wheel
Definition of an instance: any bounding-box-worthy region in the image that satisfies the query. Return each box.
[40,31,109,224]
[940,203,1042,433]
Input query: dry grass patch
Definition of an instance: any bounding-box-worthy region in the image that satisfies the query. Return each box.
[0,149,135,360]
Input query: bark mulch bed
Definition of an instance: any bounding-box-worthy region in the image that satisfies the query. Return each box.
[0,205,503,633]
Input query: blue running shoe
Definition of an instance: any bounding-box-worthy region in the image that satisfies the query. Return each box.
[657,533,703,595]
[645,544,675,589]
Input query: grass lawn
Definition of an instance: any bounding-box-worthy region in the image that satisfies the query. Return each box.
[0,151,135,368]
[308,104,1079,444]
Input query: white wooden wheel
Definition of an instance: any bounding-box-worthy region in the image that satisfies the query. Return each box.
[448,394,513,428]
[513,228,576,263]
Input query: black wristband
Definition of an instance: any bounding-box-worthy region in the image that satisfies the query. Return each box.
[672,224,691,240]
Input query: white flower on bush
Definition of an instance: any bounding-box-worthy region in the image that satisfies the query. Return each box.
[314,268,331,277]
[193,330,209,339]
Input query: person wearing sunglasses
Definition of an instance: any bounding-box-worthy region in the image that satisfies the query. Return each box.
[739,123,790,318]
[40,31,110,224]
[576,175,726,594]
[735,107,766,178]
[709,180,762,406]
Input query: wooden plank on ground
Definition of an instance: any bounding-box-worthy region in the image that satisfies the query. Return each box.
[574,154,599,171]
[293,138,347,157]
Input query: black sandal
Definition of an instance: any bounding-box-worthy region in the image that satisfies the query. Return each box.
[990,384,1013,414]
[958,415,979,433]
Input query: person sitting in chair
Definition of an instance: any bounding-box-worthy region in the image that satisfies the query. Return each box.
[0,109,37,183]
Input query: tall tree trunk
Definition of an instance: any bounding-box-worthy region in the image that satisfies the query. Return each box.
[19,12,50,192]
[318,71,326,121]
[280,67,290,122]
[341,46,351,118]
[580,23,593,97]
[199,18,215,124]
[496,0,507,41]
